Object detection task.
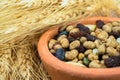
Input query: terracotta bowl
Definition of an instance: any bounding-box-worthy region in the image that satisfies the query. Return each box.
[38,17,120,80]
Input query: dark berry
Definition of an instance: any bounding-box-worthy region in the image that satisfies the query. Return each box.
[75,44,86,53]
[96,20,105,29]
[55,48,65,61]
[70,31,87,38]
[77,23,90,33]
[68,37,76,43]
[104,56,120,68]
[85,34,97,41]
[109,31,120,38]
[59,31,68,36]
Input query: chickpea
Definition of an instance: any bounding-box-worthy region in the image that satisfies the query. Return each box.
[48,39,57,49]
[102,55,109,60]
[69,40,80,50]
[102,24,112,33]
[94,39,102,48]
[106,36,118,48]
[66,25,74,32]
[98,44,106,55]
[60,38,69,48]
[83,41,95,49]
[80,37,87,43]
[84,49,92,55]
[89,60,101,68]
[65,50,78,60]
[97,31,108,41]
[57,35,67,41]
[78,53,85,60]
[106,47,119,56]
[88,53,98,61]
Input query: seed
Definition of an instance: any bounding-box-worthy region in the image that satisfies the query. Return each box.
[55,48,65,61]
[96,20,105,29]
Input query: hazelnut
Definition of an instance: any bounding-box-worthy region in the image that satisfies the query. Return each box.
[83,41,95,49]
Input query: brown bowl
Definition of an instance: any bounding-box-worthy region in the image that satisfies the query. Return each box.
[38,17,120,80]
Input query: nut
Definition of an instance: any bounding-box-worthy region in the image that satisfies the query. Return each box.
[89,60,101,68]
[98,44,106,54]
[94,39,102,48]
[66,25,74,32]
[106,36,118,48]
[53,43,62,50]
[83,41,95,49]
[112,27,120,33]
[69,40,80,50]
[57,35,67,42]
[65,49,78,60]
[50,49,55,54]
[117,45,120,52]
[84,49,92,55]
[102,55,109,60]
[90,32,96,36]
[80,37,87,43]
[97,31,108,41]
[88,53,98,61]
[102,24,112,33]
[48,39,57,49]
[60,38,69,48]
[78,53,85,60]
[106,47,119,56]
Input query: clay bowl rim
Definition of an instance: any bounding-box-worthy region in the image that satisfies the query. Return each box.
[38,17,120,78]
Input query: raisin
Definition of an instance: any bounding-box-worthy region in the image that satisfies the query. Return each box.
[109,31,120,38]
[85,34,97,41]
[68,37,76,43]
[75,44,86,53]
[55,48,65,61]
[70,31,86,38]
[77,23,90,33]
[96,20,105,29]
[104,56,120,68]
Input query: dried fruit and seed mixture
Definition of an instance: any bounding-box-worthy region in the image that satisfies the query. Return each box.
[48,20,120,68]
